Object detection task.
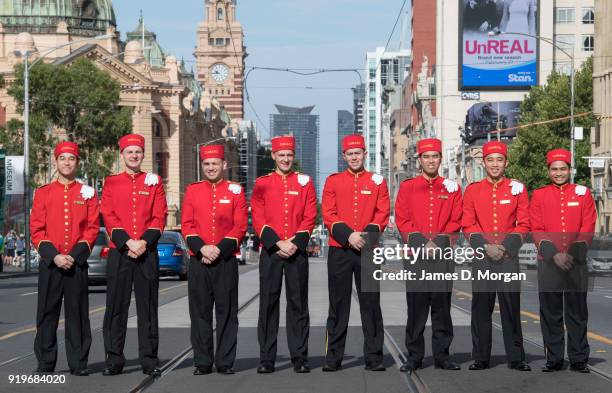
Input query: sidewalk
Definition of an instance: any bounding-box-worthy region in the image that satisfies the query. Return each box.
[0,264,38,279]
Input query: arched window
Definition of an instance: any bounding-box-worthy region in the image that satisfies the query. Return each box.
[217,7,224,20]
[152,117,163,137]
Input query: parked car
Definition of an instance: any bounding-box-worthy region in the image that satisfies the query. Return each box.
[519,243,538,270]
[157,231,189,281]
[587,237,612,275]
[88,229,190,285]
[88,228,110,286]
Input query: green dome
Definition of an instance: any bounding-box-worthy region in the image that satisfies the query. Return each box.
[0,0,116,36]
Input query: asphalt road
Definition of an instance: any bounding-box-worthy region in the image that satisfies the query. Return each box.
[0,257,611,393]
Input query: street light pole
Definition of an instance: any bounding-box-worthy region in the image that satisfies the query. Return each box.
[489,30,576,182]
[23,54,31,272]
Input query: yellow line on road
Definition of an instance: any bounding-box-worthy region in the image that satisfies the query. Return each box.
[453,288,612,346]
[0,282,187,341]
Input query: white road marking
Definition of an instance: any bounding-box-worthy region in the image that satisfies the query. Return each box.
[20,291,38,297]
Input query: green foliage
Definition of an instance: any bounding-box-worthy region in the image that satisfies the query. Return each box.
[4,58,132,182]
[507,57,594,191]
[256,146,275,176]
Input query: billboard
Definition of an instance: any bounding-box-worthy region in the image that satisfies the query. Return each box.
[459,0,539,90]
[465,101,521,141]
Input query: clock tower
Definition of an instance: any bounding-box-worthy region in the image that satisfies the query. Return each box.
[195,0,245,121]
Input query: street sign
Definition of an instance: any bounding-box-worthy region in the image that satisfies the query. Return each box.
[5,156,24,195]
[574,127,584,140]
[589,158,606,169]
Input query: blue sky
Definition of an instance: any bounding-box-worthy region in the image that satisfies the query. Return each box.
[113,0,410,186]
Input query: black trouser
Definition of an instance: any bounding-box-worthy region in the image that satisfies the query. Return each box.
[539,291,589,364]
[325,246,384,367]
[258,249,309,366]
[103,249,159,370]
[189,256,239,368]
[405,258,454,363]
[405,292,453,362]
[471,258,525,363]
[34,262,91,371]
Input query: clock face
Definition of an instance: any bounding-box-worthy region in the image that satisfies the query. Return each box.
[211,63,229,83]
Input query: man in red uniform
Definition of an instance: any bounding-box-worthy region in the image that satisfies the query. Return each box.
[395,138,462,372]
[101,134,168,376]
[530,149,596,373]
[462,141,531,371]
[322,134,390,372]
[251,135,317,374]
[181,144,248,375]
[31,142,99,375]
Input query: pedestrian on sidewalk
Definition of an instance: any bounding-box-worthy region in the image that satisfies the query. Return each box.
[321,134,390,372]
[4,230,16,266]
[101,134,168,377]
[30,141,99,375]
[530,149,596,373]
[15,234,25,267]
[251,135,317,374]
[462,141,531,371]
[181,144,248,376]
[394,138,462,372]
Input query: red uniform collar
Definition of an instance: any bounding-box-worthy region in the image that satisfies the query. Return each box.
[53,180,78,190]
[419,174,441,184]
[345,168,367,178]
[484,176,508,189]
[551,182,571,190]
[203,178,226,187]
[273,170,295,179]
[122,171,144,179]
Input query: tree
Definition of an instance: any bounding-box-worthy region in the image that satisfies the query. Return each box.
[507,57,594,191]
[4,58,132,183]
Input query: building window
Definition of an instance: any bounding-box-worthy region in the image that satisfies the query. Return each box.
[152,118,162,137]
[0,105,5,127]
[554,34,575,51]
[595,123,600,148]
[555,7,575,23]
[583,35,594,52]
[368,59,376,79]
[217,7,224,20]
[555,62,572,75]
[208,38,214,45]
[215,37,225,46]
[155,152,169,179]
[582,7,594,24]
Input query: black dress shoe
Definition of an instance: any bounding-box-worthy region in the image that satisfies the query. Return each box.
[542,362,563,372]
[508,361,531,371]
[434,360,461,370]
[217,367,235,375]
[257,364,275,374]
[399,359,422,372]
[293,364,310,373]
[193,366,212,375]
[468,361,489,370]
[322,363,341,372]
[70,368,91,376]
[102,367,122,376]
[570,362,590,373]
[143,367,162,376]
[34,367,54,374]
[365,363,386,371]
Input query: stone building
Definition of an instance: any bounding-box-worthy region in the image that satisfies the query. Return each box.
[0,1,233,228]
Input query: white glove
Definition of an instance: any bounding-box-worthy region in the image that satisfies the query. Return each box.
[144,172,159,186]
[575,185,587,196]
[442,179,458,193]
[228,183,242,194]
[372,173,383,185]
[297,174,310,186]
[509,180,524,196]
[80,185,95,200]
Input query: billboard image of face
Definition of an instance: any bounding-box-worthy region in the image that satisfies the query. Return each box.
[459,0,539,90]
[465,101,521,141]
